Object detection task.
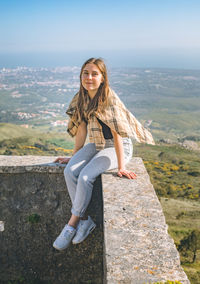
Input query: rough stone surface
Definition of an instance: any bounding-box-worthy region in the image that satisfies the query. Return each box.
[0,155,190,284]
[0,156,103,284]
[0,155,66,173]
[102,157,190,284]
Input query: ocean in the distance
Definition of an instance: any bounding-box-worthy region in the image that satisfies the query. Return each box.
[0,50,200,69]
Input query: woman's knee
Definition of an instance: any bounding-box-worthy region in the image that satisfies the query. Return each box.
[78,170,95,188]
[64,163,74,179]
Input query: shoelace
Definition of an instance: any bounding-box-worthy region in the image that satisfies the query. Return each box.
[64,229,75,238]
[62,225,75,237]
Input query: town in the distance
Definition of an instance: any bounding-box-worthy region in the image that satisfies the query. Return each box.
[1,66,200,143]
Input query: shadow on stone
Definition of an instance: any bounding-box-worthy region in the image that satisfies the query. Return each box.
[0,162,104,284]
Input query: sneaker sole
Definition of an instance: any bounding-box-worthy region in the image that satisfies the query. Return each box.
[53,242,71,251]
[72,223,96,244]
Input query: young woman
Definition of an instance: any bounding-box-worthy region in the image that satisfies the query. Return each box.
[53,58,154,250]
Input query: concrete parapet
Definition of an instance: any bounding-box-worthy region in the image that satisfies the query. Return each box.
[102,158,189,284]
[0,155,190,284]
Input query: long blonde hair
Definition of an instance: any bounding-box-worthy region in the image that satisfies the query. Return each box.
[77,57,110,121]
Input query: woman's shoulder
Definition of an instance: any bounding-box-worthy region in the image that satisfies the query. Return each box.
[107,87,118,102]
[108,87,117,97]
[66,92,79,115]
[72,91,80,101]
[107,88,124,106]
[69,92,80,106]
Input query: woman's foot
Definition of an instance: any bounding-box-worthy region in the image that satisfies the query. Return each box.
[72,216,96,244]
[53,224,76,250]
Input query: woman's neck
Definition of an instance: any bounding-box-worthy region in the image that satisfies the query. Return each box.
[87,90,97,99]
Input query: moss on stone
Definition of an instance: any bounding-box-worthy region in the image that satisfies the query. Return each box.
[28,213,41,224]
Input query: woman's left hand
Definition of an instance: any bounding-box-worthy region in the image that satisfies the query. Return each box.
[117,169,137,179]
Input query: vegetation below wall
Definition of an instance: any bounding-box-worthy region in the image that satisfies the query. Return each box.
[134,143,200,284]
[134,143,200,200]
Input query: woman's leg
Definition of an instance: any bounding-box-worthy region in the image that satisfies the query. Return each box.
[71,146,117,218]
[53,143,98,250]
[63,143,98,227]
[64,143,97,204]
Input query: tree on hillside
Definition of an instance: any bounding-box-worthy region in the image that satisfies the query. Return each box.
[178,230,200,263]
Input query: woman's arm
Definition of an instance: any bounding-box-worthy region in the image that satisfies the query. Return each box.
[73,120,87,155]
[54,121,87,163]
[111,129,137,179]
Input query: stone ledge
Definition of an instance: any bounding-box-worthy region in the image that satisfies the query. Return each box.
[102,158,190,284]
[0,155,64,173]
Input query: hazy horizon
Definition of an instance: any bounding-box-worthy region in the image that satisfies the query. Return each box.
[1,49,200,70]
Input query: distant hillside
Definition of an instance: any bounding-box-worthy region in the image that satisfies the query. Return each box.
[1,67,200,141]
[0,123,40,141]
[0,123,74,156]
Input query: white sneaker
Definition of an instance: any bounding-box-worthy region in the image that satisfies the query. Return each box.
[53,224,76,250]
[72,216,96,244]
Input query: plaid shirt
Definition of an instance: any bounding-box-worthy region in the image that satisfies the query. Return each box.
[66,88,155,150]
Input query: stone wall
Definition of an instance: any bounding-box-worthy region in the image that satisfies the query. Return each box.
[0,156,103,284]
[0,156,190,284]
[103,158,190,284]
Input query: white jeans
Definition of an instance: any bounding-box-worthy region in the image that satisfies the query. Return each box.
[64,138,133,217]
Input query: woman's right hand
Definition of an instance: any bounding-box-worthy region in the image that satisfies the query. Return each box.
[53,157,71,164]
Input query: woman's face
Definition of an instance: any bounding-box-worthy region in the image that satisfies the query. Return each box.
[81,63,104,98]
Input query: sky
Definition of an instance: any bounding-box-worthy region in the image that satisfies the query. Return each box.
[1,0,200,68]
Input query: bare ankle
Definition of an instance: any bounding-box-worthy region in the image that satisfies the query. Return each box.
[68,215,80,228]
